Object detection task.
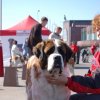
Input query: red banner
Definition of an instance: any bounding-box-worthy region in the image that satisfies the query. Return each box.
[0,43,4,77]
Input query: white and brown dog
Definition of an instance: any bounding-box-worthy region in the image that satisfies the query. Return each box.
[26,39,74,100]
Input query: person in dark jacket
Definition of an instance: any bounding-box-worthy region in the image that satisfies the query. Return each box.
[82,48,89,63]
[28,17,48,54]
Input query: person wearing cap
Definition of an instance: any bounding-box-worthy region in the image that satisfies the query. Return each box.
[28,17,48,54]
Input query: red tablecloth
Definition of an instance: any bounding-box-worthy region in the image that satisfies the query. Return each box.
[0,43,4,77]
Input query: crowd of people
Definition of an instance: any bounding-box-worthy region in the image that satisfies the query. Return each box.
[9,14,100,100]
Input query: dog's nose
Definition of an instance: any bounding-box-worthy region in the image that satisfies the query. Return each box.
[54,56,62,68]
[54,56,61,62]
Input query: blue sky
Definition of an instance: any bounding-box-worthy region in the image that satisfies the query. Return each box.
[2,0,100,30]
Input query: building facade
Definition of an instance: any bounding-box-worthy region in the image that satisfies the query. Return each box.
[70,20,92,41]
[63,20,99,46]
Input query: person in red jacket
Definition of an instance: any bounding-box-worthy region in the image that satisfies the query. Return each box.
[70,41,78,63]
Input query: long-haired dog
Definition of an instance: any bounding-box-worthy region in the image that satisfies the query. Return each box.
[26,39,74,100]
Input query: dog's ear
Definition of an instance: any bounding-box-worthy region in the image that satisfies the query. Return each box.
[32,42,45,59]
[26,56,41,81]
[32,41,47,70]
[64,43,73,62]
[32,47,41,58]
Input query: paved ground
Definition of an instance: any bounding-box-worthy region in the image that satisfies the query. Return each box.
[0,69,27,100]
[0,63,91,100]
[74,63,91,76]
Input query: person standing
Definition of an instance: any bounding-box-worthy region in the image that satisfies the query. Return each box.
[28,17,48,54]
[22,38,30,60]
[11,40,22,66]
[70,41,78,63]
[48,27,62,40]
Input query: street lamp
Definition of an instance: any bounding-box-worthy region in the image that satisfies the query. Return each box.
[37,10,40,21]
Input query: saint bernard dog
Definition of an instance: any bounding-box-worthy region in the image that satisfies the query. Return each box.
[26,39,74,100]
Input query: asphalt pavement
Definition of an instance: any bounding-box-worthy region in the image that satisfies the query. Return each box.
[0,63,91,100]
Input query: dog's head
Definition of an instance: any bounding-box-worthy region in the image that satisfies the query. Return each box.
[33,39,73,75]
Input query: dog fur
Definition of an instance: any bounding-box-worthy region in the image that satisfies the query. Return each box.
[26,40,74,100]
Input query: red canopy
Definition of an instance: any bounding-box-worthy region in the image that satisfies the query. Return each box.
[7,15,50,35]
